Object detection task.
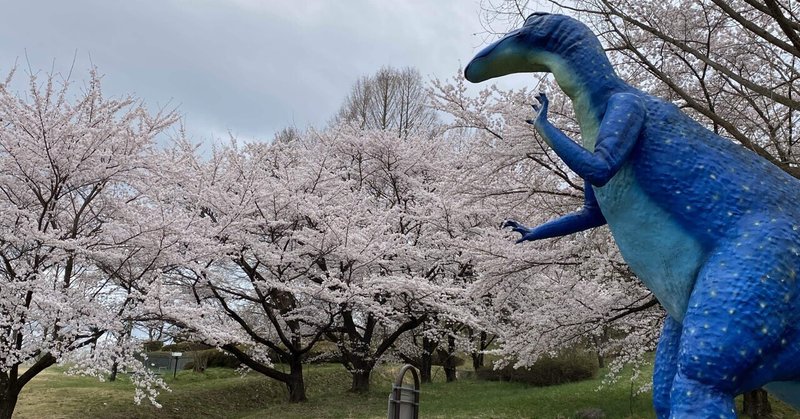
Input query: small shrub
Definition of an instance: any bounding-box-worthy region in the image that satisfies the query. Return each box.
[476,349,598,387]
[474,368,501,381]
[433,350,466,368]
[182,349,240,370]
[301,340,343,364]
[142,340,164,352]
[207,349,241,368]
[190,350,210,372]
[402,351,466,369]
[162,341,210,352]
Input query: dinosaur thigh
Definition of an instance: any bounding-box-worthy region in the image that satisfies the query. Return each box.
[668,216,800,417]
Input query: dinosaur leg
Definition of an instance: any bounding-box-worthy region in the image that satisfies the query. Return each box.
[653,315,680,419]
[669,218,798,418]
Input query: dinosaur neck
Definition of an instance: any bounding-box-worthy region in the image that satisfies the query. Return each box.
[545,47,628,150]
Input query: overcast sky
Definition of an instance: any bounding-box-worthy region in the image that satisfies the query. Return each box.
[0,0,538,144]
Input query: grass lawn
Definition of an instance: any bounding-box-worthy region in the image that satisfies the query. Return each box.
[12,363,800,418]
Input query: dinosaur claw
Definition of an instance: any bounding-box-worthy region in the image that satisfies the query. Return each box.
[535,93,549,109]
[503,220,532,237]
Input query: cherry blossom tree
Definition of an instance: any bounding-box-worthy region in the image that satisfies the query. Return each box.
[156,137,339,403]
[315,126,483,392]
[166,122,483,397]
[0,69,181,418]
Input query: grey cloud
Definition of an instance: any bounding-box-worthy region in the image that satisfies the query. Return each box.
[0,0,528,144]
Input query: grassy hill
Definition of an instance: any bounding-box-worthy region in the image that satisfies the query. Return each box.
[13,363,798,418]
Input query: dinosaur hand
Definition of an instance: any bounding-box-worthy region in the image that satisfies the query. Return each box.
[526,92,550,127]
[502,219,532,243]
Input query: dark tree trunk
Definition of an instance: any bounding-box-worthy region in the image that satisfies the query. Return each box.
[443,335,457,383]
[222,344,308,403]
[286,356,307,402]
[350,367,372,393]
[109,361,119,382]
[443,363,457,382]
[0,384,19,419]
[0,353,56,419]
[471,330,488,371]
[420,336,436,384]
[742,388,771,418]
[471,351,484,371]
[592,330,607,369]
[419,356,432,384]
[336,311,426,393]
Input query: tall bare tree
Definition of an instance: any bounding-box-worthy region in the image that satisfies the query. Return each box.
[333,66,439,138]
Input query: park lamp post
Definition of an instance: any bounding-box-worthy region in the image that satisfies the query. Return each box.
[171,352,182,379]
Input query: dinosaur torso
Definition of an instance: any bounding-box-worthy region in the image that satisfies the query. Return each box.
[586,94,800,324]
[580,88,800,398]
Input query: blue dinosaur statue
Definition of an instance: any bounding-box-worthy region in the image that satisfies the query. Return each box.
[465,12,800,418]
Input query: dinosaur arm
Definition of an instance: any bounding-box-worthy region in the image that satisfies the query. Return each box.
[532,92,646,187]
[505,179,606,243]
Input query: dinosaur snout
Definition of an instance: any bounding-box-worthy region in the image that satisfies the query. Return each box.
[464,31,516,83]
[464,28,551,83]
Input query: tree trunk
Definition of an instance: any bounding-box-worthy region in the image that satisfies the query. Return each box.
[0,354,55,419]
[286,356,307,402]
[350,366,372,393]
[742,388,771,418]
[420,336,436,384]
[419,355,432,384]
[109,361,119,382]
[222,344,309,403]
[592,331,606,369]
[471,330,488,371]
[443,362,457,382]
[443,335,457,383]
[471,351,484,371]
[0,380,19,419]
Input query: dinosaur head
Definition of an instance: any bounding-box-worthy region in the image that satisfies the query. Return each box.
[464,13,602,83]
